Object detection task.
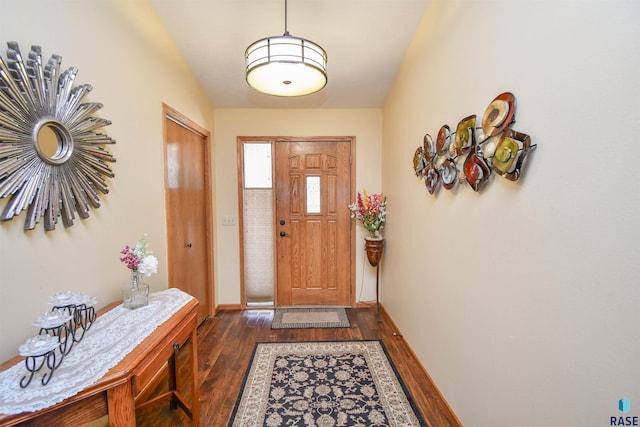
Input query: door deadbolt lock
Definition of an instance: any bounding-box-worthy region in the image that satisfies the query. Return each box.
[280,219,285,225]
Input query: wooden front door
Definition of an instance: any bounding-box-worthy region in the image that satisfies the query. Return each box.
[275,138,354,306]
[163,104,214,324]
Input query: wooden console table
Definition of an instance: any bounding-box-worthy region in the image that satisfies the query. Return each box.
[0,296,200,426]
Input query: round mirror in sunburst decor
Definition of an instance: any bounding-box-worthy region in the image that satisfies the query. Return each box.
[0,42,116,231]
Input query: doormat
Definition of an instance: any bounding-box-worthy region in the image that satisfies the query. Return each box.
[228,340,426,426]
[271,307,350,329]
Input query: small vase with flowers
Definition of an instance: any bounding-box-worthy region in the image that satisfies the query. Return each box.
[119,234,158,309]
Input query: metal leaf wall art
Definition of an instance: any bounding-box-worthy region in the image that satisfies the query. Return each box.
[413,92,536,195]
[0,42,115,231]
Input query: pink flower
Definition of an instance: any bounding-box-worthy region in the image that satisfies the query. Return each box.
[120,246,140,270]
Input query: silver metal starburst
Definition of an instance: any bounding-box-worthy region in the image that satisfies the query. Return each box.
[0,42,116,231]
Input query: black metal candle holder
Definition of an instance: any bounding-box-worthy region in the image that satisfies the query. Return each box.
[18,293,97,388]
[18,335,63,388]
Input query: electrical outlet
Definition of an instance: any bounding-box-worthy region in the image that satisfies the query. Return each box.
[222,215,237,226]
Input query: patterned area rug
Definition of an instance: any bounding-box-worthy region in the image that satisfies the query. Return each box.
[229,341,426,426]
[271,307,351,329]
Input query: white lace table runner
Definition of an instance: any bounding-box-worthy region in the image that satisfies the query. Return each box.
[0,288,194,415]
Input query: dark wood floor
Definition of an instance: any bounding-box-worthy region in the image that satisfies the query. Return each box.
[136,305,460,427]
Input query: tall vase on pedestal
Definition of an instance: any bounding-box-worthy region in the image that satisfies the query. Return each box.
[364,235,384,320]
[349,191,387,319]
[364,237,384,267]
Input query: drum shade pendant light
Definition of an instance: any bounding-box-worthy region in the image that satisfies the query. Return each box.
[245,0,327,96]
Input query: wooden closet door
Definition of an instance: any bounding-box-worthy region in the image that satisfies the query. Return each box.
[163,104,214,324]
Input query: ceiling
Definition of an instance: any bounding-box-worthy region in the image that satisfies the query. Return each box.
[149,0,430,109]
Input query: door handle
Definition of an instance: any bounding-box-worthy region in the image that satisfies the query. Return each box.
[280,231,286,237]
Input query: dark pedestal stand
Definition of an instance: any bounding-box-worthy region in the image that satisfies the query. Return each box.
[364,238,384,320]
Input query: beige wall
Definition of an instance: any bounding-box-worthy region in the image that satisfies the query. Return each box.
[213,109,383,306]
[0,0,215,362]
[382,0,639,425]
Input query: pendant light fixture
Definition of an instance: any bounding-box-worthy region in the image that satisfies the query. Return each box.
[245,0,327,96]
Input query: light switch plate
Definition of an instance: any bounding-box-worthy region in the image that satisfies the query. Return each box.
[222,215,237,226]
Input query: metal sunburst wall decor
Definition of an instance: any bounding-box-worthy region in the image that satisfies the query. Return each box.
[0,42,115,231]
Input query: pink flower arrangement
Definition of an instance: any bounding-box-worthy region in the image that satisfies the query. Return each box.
[120,234,158,277]
[348,190,387,238]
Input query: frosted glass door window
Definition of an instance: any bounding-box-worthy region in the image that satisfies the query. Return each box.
[242,141,274,305]
[243,143,272,188]
[306,176,321,213]
[243,189,274,304]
